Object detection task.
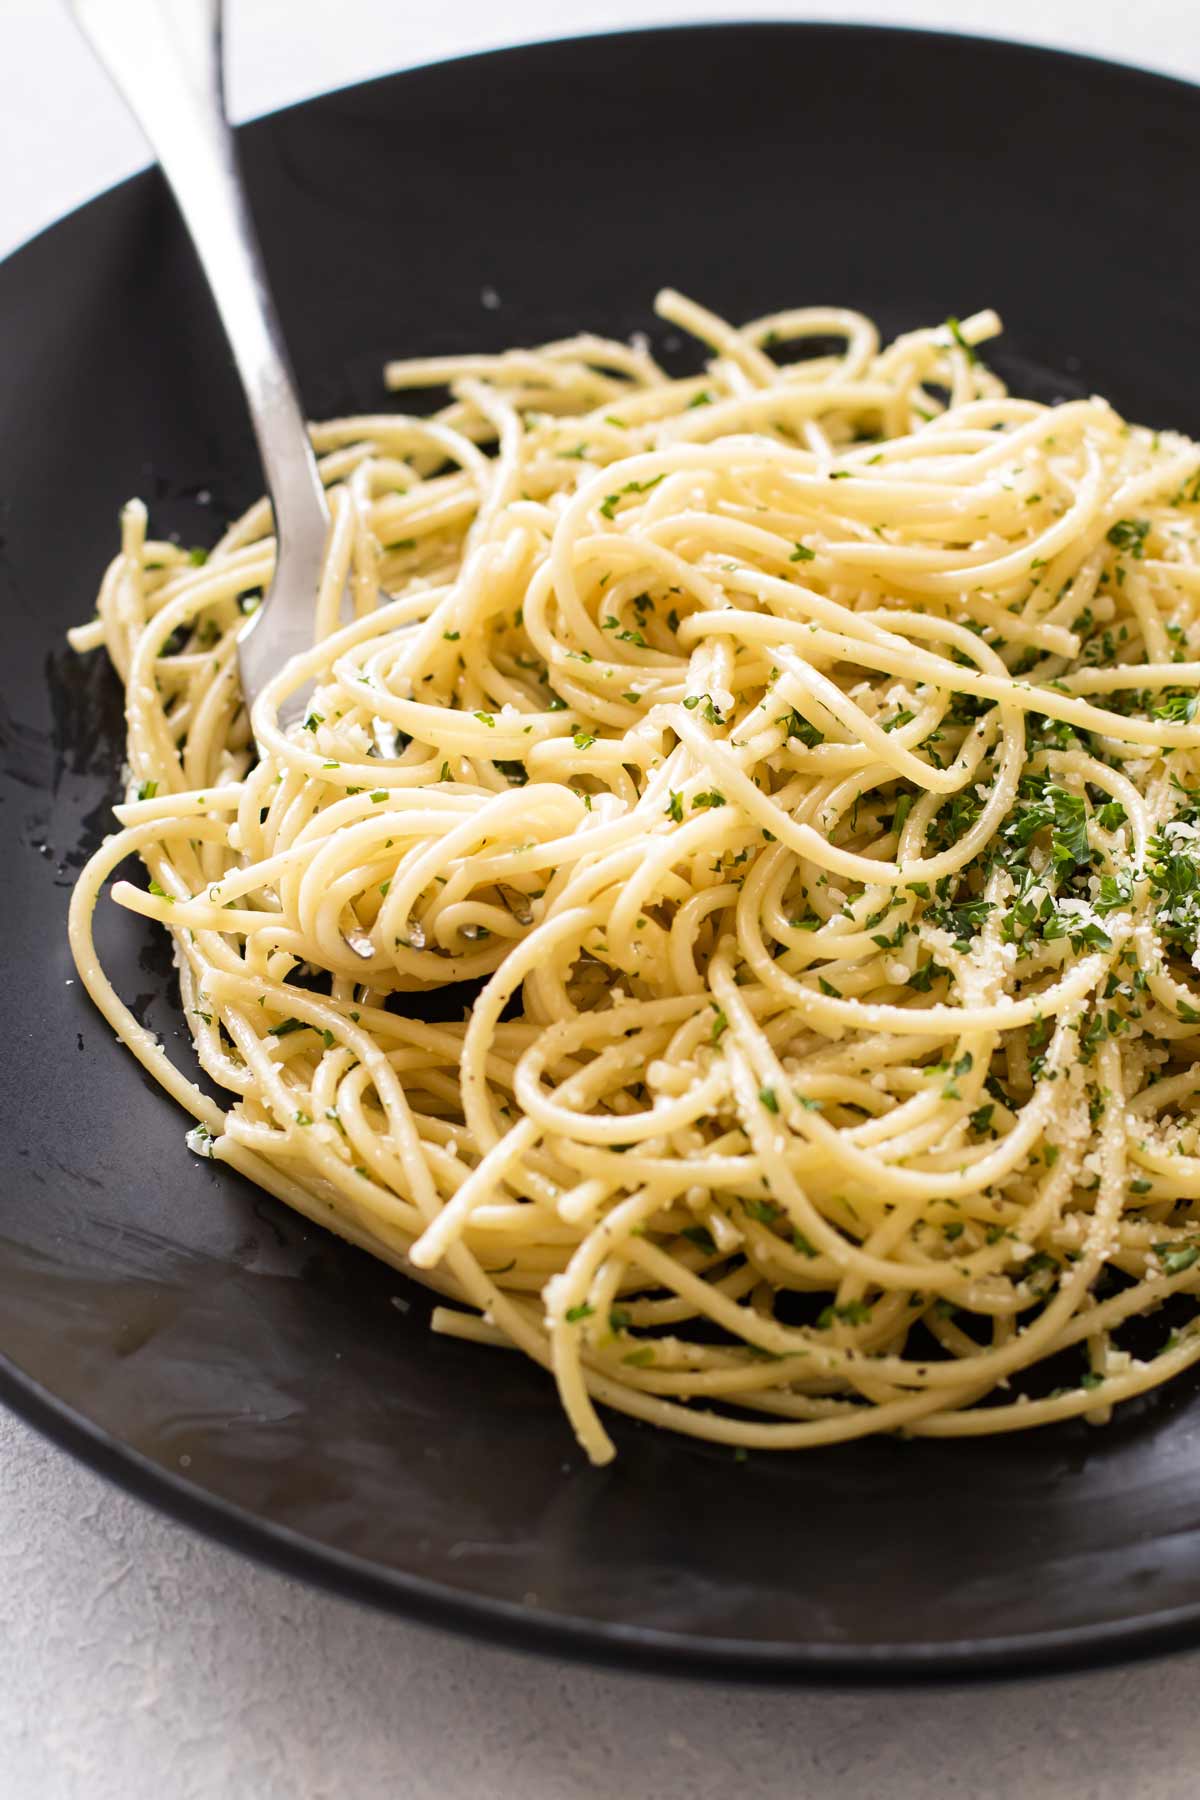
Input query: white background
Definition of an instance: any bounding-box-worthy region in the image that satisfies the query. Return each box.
[5,3,1200,1796]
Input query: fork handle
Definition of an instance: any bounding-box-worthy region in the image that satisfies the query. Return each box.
[71,0,329,660]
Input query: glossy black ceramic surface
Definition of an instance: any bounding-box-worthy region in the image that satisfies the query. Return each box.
[5,24,1200,1681]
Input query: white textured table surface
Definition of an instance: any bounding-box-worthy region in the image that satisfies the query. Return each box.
[5,3,1200,1795]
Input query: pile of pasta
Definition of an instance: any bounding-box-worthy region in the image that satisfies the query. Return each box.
[69,292,1200,1462]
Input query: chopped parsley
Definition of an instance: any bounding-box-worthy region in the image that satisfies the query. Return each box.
[944,316,976,364]
[682,693,727,726]
[1106,517,1150,559]
[599,474,666,519]
[1155,1241,1200,1276]
[777,708,824,748]
[681,1225,717,1256]
[816,1299,872,1328]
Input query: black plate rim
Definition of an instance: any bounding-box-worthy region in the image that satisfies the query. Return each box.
[9,16,1200,269]
[11,1338,1200,1687]
[9,18,1200,1685]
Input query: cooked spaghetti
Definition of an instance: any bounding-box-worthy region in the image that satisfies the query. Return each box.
[68,292,1200,1463]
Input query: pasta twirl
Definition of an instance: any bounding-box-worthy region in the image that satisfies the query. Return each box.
[68,292,1200,1463]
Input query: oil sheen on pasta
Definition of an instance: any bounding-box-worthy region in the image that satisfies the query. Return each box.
[68,293,1200,1463]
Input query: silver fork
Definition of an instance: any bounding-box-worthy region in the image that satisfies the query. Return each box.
[71,0,330,723]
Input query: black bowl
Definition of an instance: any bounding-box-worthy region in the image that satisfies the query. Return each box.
[5,22,1200,1683]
